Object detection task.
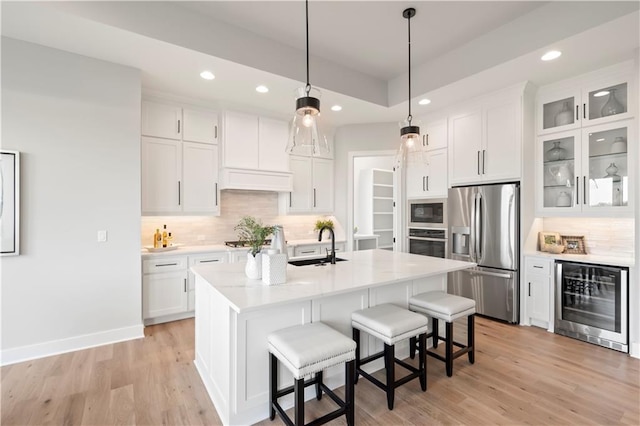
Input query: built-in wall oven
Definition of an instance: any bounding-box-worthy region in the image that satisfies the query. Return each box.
[555,261,628,352]
[408,228,447,258]
[408,198,447,229]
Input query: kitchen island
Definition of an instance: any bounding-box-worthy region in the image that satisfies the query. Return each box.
[192,249,475,425]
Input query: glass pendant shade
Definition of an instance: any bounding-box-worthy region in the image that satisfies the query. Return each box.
[396,118,425,166]
[286,87,329,155]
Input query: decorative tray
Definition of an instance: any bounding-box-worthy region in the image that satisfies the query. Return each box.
[144,244,182,253]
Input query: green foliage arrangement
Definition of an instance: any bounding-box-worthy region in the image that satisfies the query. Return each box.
[235,216,275,256]
[314,219,334,231]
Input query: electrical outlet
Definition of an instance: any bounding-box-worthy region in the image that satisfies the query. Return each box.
[97,230,107,242]
[197,235,206,241]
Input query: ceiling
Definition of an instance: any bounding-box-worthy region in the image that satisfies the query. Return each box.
[2,1,639,128]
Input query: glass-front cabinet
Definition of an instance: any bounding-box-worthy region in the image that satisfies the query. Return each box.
[537,121,633,216]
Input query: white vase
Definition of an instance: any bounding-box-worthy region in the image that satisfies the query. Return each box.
[245,252,262,279]
[610,136,627,154]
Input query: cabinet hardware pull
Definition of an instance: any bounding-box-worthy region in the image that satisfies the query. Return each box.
[184,279,187,293]
[533,265,543,269]
[422,176,426,191]
[576,177,579,204]
[426,133,429,146]
[426,176,429,191]
[583,176,586,204]
[301,250,315,254]
[528,282,531,297]
[477,151,481,175]
[215,182,218,206]
[200,259,219,263]
[178,181,181,206]
[215,125,218,139]
[178,119,181,134]
[313,188,316,207]
[482,150,486,174]
[156,263,178,267]
[583,103,586,119]
[422,134,426,146]
[289,192,292,207]
[575,105,579,121]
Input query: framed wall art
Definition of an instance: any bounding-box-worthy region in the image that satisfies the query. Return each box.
[561,235,587,254]
[538,231,561,252]
[1,150,20,256]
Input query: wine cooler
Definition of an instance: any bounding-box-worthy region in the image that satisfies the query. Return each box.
[555,261,628,352]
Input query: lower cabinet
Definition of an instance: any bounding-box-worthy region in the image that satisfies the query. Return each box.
[293,242,346,257]
[524,256,553,329]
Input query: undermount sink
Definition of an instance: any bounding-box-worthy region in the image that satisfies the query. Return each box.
[288,257,347,267]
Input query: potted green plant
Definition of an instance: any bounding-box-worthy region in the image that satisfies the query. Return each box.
[235,216,274,279]
[314,219,334,232]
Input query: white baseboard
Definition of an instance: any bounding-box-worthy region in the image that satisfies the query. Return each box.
[630,342,640,359]
[1,324,144,366]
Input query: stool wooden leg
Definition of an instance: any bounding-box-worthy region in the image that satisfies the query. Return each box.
[269,353,277,421]
[409,336,416,359]
[294,377,304,426]
[384,343,395,410]
[445,321,453,377]
[418,332,427,391]
[352,328,360,385]
[345,359,355,426]
[468,314,475,364]
[432,318,439,348]
[315,371,323,400]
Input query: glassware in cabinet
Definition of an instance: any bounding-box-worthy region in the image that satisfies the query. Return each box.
[585,125,628,208]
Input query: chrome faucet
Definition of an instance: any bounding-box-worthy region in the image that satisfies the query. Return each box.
[318,226,335,264]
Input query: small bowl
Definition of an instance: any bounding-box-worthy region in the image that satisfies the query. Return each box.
[545,244,565,254]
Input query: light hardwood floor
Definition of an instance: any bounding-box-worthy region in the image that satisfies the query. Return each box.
[2,317,638,425]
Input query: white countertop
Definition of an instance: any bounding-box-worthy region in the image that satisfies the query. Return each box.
[141,239,347,258]
[191,249,475,313]
[524,250,635,268]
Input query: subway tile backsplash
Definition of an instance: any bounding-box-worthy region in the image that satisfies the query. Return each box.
[543,217,635,258]
[141,190,334,247]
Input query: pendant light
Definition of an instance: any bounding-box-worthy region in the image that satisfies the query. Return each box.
[397,7,423,167]
[286,0,330,156]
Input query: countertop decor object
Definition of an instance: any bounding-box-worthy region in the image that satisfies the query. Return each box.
[546,140,567,161]
[538,231,561,252]
[546,244,565,254]
[144,244,181,253]
[610,136,627,153]
[234,215,275,279]
[560,235,587,254]
[554,101,573,126]
[601,88,624,117]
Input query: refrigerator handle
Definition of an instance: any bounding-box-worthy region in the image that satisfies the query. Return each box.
[469,194,476,262]
[476,193,482,261]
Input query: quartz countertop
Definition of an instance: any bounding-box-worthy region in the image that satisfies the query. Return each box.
[191,249,475,313]
[524,250,635,268]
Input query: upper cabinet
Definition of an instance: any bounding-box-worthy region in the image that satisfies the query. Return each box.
[537,61,634,135]
[279,155,333,214]
[414,117,447,151]
[141,99,220,215]
[449,85,523,186]
[406,149,447,199]
[220,111,292,191]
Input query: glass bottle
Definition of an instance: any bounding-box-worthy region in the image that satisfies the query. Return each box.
[601,88,624,117]
[554,101,573,126]
[154,229,161,249]
[546,141,567,161]
[162,224,168,248]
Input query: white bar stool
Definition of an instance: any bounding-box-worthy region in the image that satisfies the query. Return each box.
[409,291,476,377]
[351,303,429,410]
[268,322,357,426]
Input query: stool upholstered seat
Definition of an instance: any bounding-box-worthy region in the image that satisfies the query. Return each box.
[268,322,356,426]
[408,291,476,377]
[351,303,429,410]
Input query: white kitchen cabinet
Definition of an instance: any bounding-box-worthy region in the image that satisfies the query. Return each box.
[420,118,447,151]
[536,120,633,216]
[449,88,522,186]
[537,61,634,135]
[524,256,553,329]
[293,242,346,257]
[142,137,220,215]
[187,252,228,311]
[280,155,334,214]
[142,256,189,323]
[142,100,218,144]
[406,148,447,198]
[258,117,289,172]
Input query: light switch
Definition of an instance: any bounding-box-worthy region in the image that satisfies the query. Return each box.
[97,230,108,242]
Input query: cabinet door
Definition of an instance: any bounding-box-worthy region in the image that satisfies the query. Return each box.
[223,111,259,169]
[182,142,219,214]
[422,118,447,151]
[582,75,632,127]
[405,156,429,199]
[288,156,313,212]
[141,137,182,213]
[425,149,447,197]
[183,108,218,144]
[312,157,334,212]
[142,271,188,319]
[141,100,182,140]
[258,117,289,172]
[449,108,482,186]
[537,88,582,135]
[527,273,550,328]
[483,97,521,181]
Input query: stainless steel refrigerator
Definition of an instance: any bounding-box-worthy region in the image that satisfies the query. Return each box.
[447,183,519,323]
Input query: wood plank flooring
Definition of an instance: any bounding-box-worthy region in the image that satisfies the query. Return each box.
[2,317,638,425]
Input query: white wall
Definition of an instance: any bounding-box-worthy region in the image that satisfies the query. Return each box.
[1,38,143,364]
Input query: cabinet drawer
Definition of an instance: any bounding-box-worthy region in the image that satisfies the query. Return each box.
[525,257,552,276]
[188,252,228,266]
[294,245,321,257]
[143,256,187,274]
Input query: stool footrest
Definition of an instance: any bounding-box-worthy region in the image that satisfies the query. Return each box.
[274,375,320,399]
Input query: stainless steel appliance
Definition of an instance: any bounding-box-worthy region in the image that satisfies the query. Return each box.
[555,261,628,352]
[408,228,447,258]
[447,183,519,323]
[408,198,447,229]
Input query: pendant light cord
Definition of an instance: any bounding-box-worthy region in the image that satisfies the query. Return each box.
[407,11,412,126]
[305,0,310,96]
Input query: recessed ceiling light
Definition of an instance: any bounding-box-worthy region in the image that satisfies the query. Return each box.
[200,70,215,80]
[331,105,342,112]
[256,85,269,93]
[596,138,605,142]
[418,98,431,106]
[594,91,610,97]
[541,50,562,61]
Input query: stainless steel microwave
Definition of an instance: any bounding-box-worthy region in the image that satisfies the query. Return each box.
[408,198,447,229]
